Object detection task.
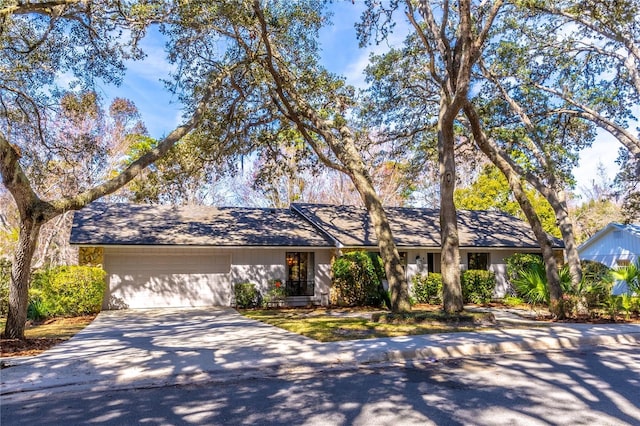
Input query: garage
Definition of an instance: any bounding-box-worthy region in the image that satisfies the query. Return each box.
[104,249,232,309]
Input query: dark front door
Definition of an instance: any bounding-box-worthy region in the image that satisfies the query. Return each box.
[286,252,314,296]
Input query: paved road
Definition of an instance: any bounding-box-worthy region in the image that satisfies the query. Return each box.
[3,344,639,425]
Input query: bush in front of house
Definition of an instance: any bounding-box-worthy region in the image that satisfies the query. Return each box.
[505,253,543,284]
[411,273,442,305]
[234,282,261,308]
[461,270,495,304]
[331,251,386,307]
[30,265,106,318]
[412,271,494,305]
[0,259,10,316]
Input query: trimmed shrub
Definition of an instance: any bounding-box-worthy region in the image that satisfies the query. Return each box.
[0,259,10,316]
[411,273,442,305]
[234,282,261,308]
[331,251,386,307]
[461,270,495,304]
[30,266,106,317]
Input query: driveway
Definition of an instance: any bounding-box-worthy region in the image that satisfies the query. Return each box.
[1,307,344,395]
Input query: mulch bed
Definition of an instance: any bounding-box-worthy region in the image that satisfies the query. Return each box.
[1,338,66,358]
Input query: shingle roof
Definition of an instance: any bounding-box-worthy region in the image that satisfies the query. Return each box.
[578,222,640,252]
[70,203,335,247]
[70,202,563,250]
[292,203,564,249]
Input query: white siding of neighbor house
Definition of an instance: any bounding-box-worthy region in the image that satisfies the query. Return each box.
[102,246,333,309]
[579,229,640,268]
[579,224,640,294]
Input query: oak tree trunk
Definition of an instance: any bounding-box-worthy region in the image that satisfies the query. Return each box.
[464,103,565,318]
[4,218,42,339]
[329,129,411,313]
[439,101,463,313]
[351,172,411,313]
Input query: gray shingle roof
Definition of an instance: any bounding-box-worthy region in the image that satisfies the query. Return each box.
[70,202,563,249]
[70,203,335,247]
[291,203,564,249]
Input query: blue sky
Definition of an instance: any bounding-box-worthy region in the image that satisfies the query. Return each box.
[96,1,621,199]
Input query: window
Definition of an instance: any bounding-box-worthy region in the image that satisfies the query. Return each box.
[427,253,435,273]
[286,252,315,296]
[468,253,489,270]
[399,252,408,268]
[616,259,631,267]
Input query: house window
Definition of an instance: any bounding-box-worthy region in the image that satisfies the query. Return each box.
[468,253,489,270]
[427,253,435,273]
[616,259,631,267]
[286,252,315,296]
[399,252,408,268]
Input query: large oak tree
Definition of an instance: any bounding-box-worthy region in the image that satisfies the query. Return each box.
[0,1,219,339]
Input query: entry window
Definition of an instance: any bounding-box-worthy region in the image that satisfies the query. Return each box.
[427,253,435,273]
[286,252,315,296]
[468,253,489,270]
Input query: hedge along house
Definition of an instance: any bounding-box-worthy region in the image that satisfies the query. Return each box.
[70,202,565,310]
[70,203,336,309]
[292,204,565,298]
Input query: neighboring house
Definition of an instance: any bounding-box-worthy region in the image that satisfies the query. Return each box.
[578,222,640,294]
[70,203,564,309]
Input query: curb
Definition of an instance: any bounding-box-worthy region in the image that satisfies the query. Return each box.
[379,332,640,363]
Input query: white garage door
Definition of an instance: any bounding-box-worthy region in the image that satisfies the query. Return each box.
[104,252,232,309]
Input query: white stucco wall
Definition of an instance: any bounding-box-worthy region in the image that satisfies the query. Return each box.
[101,246,334,309]
[404,249,544,299]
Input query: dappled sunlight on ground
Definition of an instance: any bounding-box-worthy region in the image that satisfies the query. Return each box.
[1,306,639,410]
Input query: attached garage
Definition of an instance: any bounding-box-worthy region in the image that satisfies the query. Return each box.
[103,248,232,309]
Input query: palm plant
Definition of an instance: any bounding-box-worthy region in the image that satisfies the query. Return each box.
[611,260,640,295]
[511,260,550,305]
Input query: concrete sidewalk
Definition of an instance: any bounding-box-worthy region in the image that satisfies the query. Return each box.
[2,307,639,398]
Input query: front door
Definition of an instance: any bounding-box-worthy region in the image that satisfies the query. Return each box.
[286,252,315,296]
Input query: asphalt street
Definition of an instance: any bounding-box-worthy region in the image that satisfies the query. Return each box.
[3,344,639,425]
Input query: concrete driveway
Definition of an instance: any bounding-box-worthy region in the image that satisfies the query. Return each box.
[1,307,342,395]
[2,307,640,398]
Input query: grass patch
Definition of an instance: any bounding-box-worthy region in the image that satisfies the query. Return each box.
[0,316,95,339]
[1,315,95,358]
[241,308,495,342]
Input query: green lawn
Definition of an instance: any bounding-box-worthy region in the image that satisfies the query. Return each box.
[0,316,95,340]
[241,308,495,342]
